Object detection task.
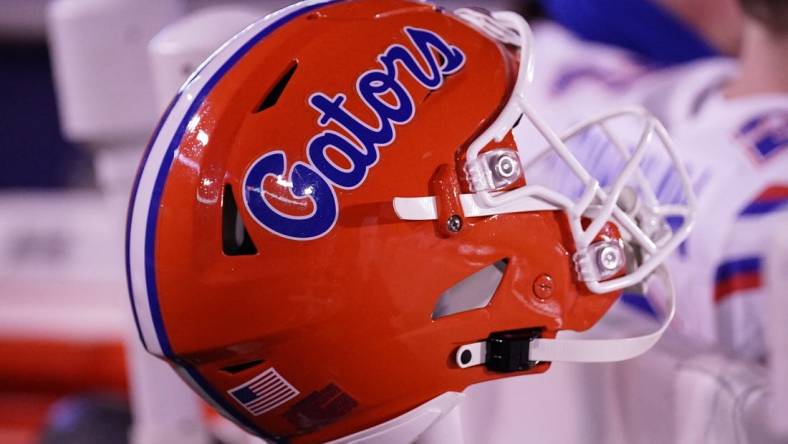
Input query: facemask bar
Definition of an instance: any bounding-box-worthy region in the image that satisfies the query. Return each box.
[455,8,697,294]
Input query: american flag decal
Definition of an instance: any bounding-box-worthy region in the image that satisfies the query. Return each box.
[228,368,300,416]
[736,110,788,163]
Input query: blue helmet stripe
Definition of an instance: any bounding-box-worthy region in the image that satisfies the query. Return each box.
[126,0,344,439]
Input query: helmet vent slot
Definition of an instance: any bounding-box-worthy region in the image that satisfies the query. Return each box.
[222,185,258,256]
[254,60,298,113]
[432,259,508,320]
[221,359,265,374]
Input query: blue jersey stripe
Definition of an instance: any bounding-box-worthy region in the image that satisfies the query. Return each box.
[714,257,762,284]
[739,199,788,216]
[620,293,658,319]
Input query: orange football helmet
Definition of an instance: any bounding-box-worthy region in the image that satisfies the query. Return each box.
[126,0,695,442]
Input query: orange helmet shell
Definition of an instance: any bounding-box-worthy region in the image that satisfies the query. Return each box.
[126,1,620,442]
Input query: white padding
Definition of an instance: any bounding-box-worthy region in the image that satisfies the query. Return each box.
[327,393,465,444]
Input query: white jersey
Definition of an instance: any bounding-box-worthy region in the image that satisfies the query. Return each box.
[527,22,656,127]
[631,60,788,359]
[521,25,788,360]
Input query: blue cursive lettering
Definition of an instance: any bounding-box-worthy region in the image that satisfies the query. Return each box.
[243,27,466,240]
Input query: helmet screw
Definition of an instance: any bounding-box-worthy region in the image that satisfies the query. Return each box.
[447,215,463,233]
[598,245,623,272]
[493,154,518,180]
[533,274,554,300]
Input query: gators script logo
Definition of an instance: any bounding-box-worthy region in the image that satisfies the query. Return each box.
[242,27,466,240]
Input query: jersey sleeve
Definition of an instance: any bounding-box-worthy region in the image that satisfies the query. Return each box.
[713,106,788,360]
[714,182,788,361]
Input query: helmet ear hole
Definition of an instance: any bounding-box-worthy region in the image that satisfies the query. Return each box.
[254,60,298,114]
[431,259,508,320]
[222,185,258,256]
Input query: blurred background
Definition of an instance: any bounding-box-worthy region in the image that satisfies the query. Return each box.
[0,0,785,443]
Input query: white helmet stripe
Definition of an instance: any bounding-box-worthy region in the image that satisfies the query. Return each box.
[127,0,341,357]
